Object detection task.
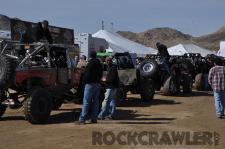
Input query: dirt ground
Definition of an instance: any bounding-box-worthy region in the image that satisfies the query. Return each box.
[0,90,224,149]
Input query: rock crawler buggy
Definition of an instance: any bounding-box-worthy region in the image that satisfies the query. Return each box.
[0,40,82,124]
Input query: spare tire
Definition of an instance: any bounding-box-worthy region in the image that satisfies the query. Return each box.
[139,59,158,78]
[195,73,204,91]
[0,55,17,90]
[163,75,180,96]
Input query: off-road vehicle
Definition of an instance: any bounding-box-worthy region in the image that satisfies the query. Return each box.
[0,40,83,123]
[0,17,81,124]
[138,54,194,95]
[98,52,155,102]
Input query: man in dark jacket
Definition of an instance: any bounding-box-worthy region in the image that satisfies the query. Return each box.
[98,56,119,120]
[78,51,103,124]
[156,42,170,74]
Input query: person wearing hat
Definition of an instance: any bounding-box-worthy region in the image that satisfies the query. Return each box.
[156,42,170,74]
[76,55,87,68]
[77,51,103,124]
[98,56,119,120]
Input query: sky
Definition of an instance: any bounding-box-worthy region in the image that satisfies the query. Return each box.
[1,0,225,37]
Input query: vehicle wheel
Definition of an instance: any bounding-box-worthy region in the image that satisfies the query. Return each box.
[139,59,158,78]
[182,74,192,93]
[140,79,155,101]
[163,75,179,95]
[24,88,52,124]
[52,98,63,110]
[195,73,204,91]
[0,104,7,118]
[0,55,17,90]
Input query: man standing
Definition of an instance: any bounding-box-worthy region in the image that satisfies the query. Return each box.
[98,57,119,120]
[208,59,225,119]
[156,42,170,74]
[78,51,103,124]
[76,55,87,68]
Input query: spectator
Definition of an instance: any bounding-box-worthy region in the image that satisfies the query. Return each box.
[77,55,87,68]
[156,42,170,74]
[74,56,79,68]
[77,51,103,124]
[208,59,225,119]
[98,56,120,120]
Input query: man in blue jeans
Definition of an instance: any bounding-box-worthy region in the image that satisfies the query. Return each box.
[98,57,119,120]
[77,51,103,124]
[208,59,225,119]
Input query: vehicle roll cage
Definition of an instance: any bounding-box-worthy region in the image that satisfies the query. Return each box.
[0,40,74,67]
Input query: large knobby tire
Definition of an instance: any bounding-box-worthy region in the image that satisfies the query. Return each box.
[140,79,155,101]
[195,73,204,91]
[163,75,180,96]
[52,98,63,110]
[0,55,17,90]
[24,88,52,124]
[182,74,192,93]
[139,59,158,78]
[0,104,7,119]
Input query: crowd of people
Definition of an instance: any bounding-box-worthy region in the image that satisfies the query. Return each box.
[76,51,120,124]
[156,42,225,119]
[74,43,225,125]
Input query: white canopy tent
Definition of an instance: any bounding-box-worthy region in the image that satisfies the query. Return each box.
[168,44,215,57]
[217,41,225,57]
[93,30,157,57]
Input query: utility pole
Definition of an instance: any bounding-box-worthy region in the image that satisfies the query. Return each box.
[101,21,104,30]
[111,22,114,32]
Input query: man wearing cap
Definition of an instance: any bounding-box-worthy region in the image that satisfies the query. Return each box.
[77,51,103,124]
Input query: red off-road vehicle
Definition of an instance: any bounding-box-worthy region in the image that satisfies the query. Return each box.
[0,40,83,124]
[0,16,85,124]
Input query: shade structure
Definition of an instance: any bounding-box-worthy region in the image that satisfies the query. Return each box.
[168,44,214,57]
[217,41,225,57]
[93,30,157,57]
